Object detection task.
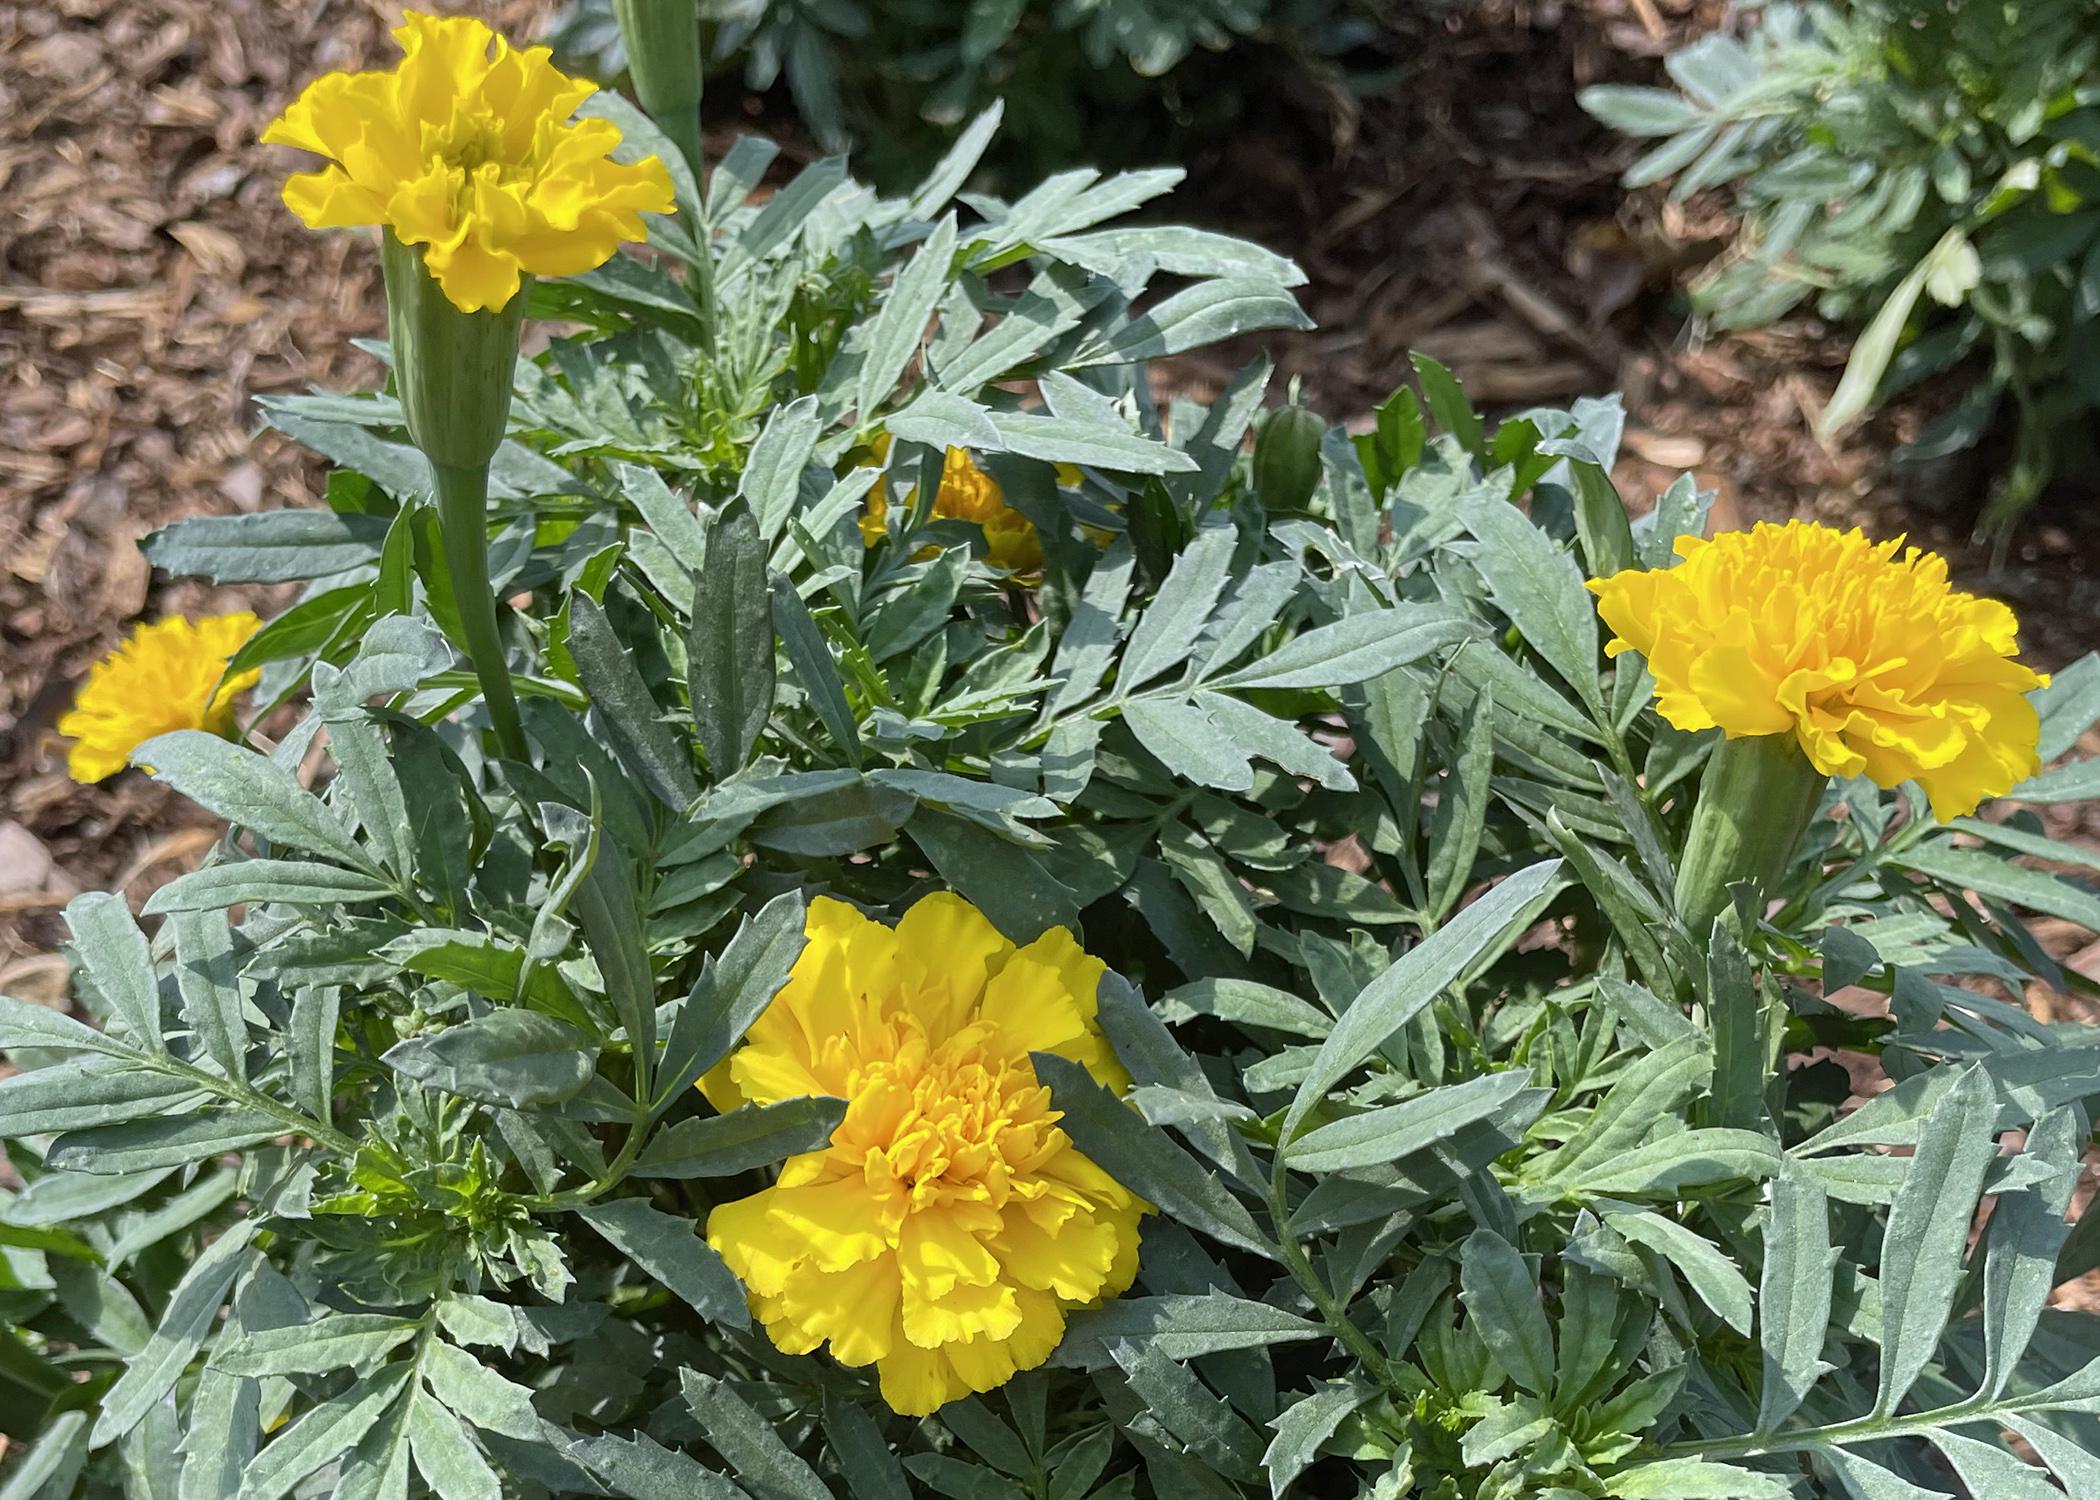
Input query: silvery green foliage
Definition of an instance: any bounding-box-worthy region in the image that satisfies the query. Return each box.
[6,118,2100,1500]
[1581,0,2100,532]
[552,0,1368,178]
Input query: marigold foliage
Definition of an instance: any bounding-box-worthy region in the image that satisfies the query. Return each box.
[703,894,1144,1415]
[1589,520,2045,820]
[860,446,1045,574]
[57,613,260,783]
[263,11,674,313]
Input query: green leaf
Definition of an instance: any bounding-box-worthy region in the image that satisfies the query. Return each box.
[1893,842,2100,934]
[770,573,862,764]
[142,860,394,915]
[740,395,822,541]
[1560,1128,1780,1199]
[1284,860,1562,1140]
[1604,1458,1790,1499]
[1059,1293,1324,1366]
[93,1215,256,1446]
[687,507,775,776]
[1756,1165,1836,1430]
[1123,697,1252,792]
[1121,524,1237,690]
[567,593,699,811]
[382,1010,599,1109]
[631,1096,845,1178]
[1035,1054,1273,1259]
[1605,1207,1753,1335]
[859,213,960,419]
[1085,277,1312,364]
[1460,1228,1555,1395]
[1876,1064,1997,1414]
[237,1366,413,1500]
[573,1198,748,1327]
[656,890,808,1107]
[1458,499,1603,716]
[822,1391,912,1500]
[406,1392,501,1500]
[132,731,363,865]
[170,908,247,1083]
[213,1315,419,1377]
[144,510,389,584]
[569,1433,748,1500]
[1820,228,1971,437]
[1535,1035,1712,1185]
[1264,1381,1376,1499]
[1980,1106,2081,1398]
[63,891,163,1053]
[682,1371,833,1500]
[419,1340,541,1442]
[1210,606,1472,692]
[0,1060,200,1137]
[1288,1071,1535,1174]
[47,1109,288,1175]
[1409,352,1484,456]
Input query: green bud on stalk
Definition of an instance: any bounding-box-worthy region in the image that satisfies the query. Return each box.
[611,0,705,176]
[1253,399,1326,511]
[380,230,529,761]
[1673,730,1828,939]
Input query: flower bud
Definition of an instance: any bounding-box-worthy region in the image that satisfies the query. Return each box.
[1253,401,1327,511]
[381,231,526,473]
[611,0,705,172]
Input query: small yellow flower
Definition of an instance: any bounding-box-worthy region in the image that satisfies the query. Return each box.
[1589,520,2046,820]
[262,12,674,314]
[703,894,1145,1415]
[58,614,262,784]
[861,445,1044,574]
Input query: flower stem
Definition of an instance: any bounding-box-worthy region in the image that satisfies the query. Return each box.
[1674,731,1828,939]
[433,461,527,763]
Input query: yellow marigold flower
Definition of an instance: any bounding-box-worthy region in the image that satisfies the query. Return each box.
[860,445,1044,574]
[262,12,674,314]
[703,894,1144,1415]
[58,614,262,784]
[1589,520,2046,821]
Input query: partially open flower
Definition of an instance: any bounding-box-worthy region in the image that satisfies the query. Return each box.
[704,894,1143,1415]
[59,614,261,783]
[861,445,1044,574]
[1589,520,2046,820]
[263,11,674,314]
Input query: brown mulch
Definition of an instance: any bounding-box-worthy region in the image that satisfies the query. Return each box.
[0,0,2093,981]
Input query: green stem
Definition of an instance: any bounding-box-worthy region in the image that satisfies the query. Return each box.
[1674,731,1828,939]
[433,461,527,762]
[1267,1152,1397,1391]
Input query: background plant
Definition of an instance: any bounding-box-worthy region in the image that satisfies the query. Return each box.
[551,0,1389,185]
[3,85,2100,1500]
[1582,0,2100,534]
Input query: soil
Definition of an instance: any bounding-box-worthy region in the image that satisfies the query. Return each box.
[0,0,2093,993]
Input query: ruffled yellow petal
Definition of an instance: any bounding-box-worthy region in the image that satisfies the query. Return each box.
[260,10,672,312]
[703,892,1146,1413]
[1589,521,2046,821]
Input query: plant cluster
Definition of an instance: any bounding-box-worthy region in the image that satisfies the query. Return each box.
[551,0,1384,184]
[1582,0,2100,533]
[5,12,2100,1500]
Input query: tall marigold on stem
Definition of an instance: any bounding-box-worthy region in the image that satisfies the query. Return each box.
[264,12,674,762]
[1589,519,2047,934]
[703,894,1146,1415]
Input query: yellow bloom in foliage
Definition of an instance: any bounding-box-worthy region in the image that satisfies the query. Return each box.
[58,614,262,783]
[704,895,1144,1415]
[1589,521,2046,820]
[263,12,674,314]
[860,446,1044,573]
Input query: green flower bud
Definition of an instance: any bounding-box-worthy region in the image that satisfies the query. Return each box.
[1674,731,1828,938]
[1253,401,1327,511]
[611,0,704,173]
[380,231,526,472]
